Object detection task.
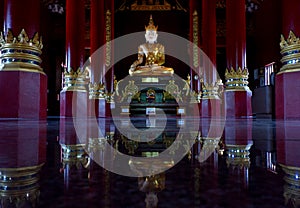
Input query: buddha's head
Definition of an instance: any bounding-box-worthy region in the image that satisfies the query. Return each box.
[145,15,158,44]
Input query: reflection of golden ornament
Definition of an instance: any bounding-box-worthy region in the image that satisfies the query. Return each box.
[225,67,249,91]
[280,164,300,208]
[0,29,43,73]
[61,144,90,169]
[0,164,44,207]
[225,143,252,169]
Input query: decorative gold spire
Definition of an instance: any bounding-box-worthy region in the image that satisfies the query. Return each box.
[0,29,43,73]
[145,15,158,31]
[225,67,249,90]
[279,30,300,73]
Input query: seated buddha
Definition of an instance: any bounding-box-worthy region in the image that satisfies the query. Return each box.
[129,15,174,76]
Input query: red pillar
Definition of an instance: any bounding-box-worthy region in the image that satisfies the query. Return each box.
[202,0,216,68]
[3,0,40,37]
[224,0,252,118]
[60,1,87,117]
[200,0,221,118]
[0,0,3,31]
[0,0,47,119]
[282,0,300,37]
[226,0,246,70]
[89,0,106,117]
[65,0,85,70]
[276,0,300,119]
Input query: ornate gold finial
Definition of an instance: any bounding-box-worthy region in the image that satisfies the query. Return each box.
[0,29,43,73]
[279,30,300,73]
[224,67,249,90]
[62,68,89,92]
[145,15,158,31]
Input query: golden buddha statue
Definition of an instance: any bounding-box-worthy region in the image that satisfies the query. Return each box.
[129,15,174,76]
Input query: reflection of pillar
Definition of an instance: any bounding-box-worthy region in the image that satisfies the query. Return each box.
[59,118,89,192]
[0,0,47,119]
[276,121,300,207]
[60,0,88,117]
[0,120,46,207]
[224,119,253,188]
[276,0,300,119]
[224,0,252,118]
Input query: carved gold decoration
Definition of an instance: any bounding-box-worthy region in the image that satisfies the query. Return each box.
[216,0,226,9]
[225,67,249,90]
[0,29,43,73]
[280,164,300,208]
[225,143,252,169]
[121,135,139,155]
[131,0,171,11]
[89,82,106,99]
[121,80,140,102]
[183,74,191,96]
[105,10,112,67]
[279,30,300,74]
[0,164,44,207]
[62,68,89,92]
[163,80,183,102]
[61,144,90,169]
[193,10,199,68]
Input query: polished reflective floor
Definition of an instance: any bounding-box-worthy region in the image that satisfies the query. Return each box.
[0,117,299,208]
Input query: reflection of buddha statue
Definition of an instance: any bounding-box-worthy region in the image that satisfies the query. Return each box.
[129,15,174,76]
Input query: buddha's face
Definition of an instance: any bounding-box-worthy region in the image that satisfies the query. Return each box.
[145,30,158,44]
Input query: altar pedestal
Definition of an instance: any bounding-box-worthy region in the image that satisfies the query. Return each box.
[0,71,47,119]
[114,75,190,117]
